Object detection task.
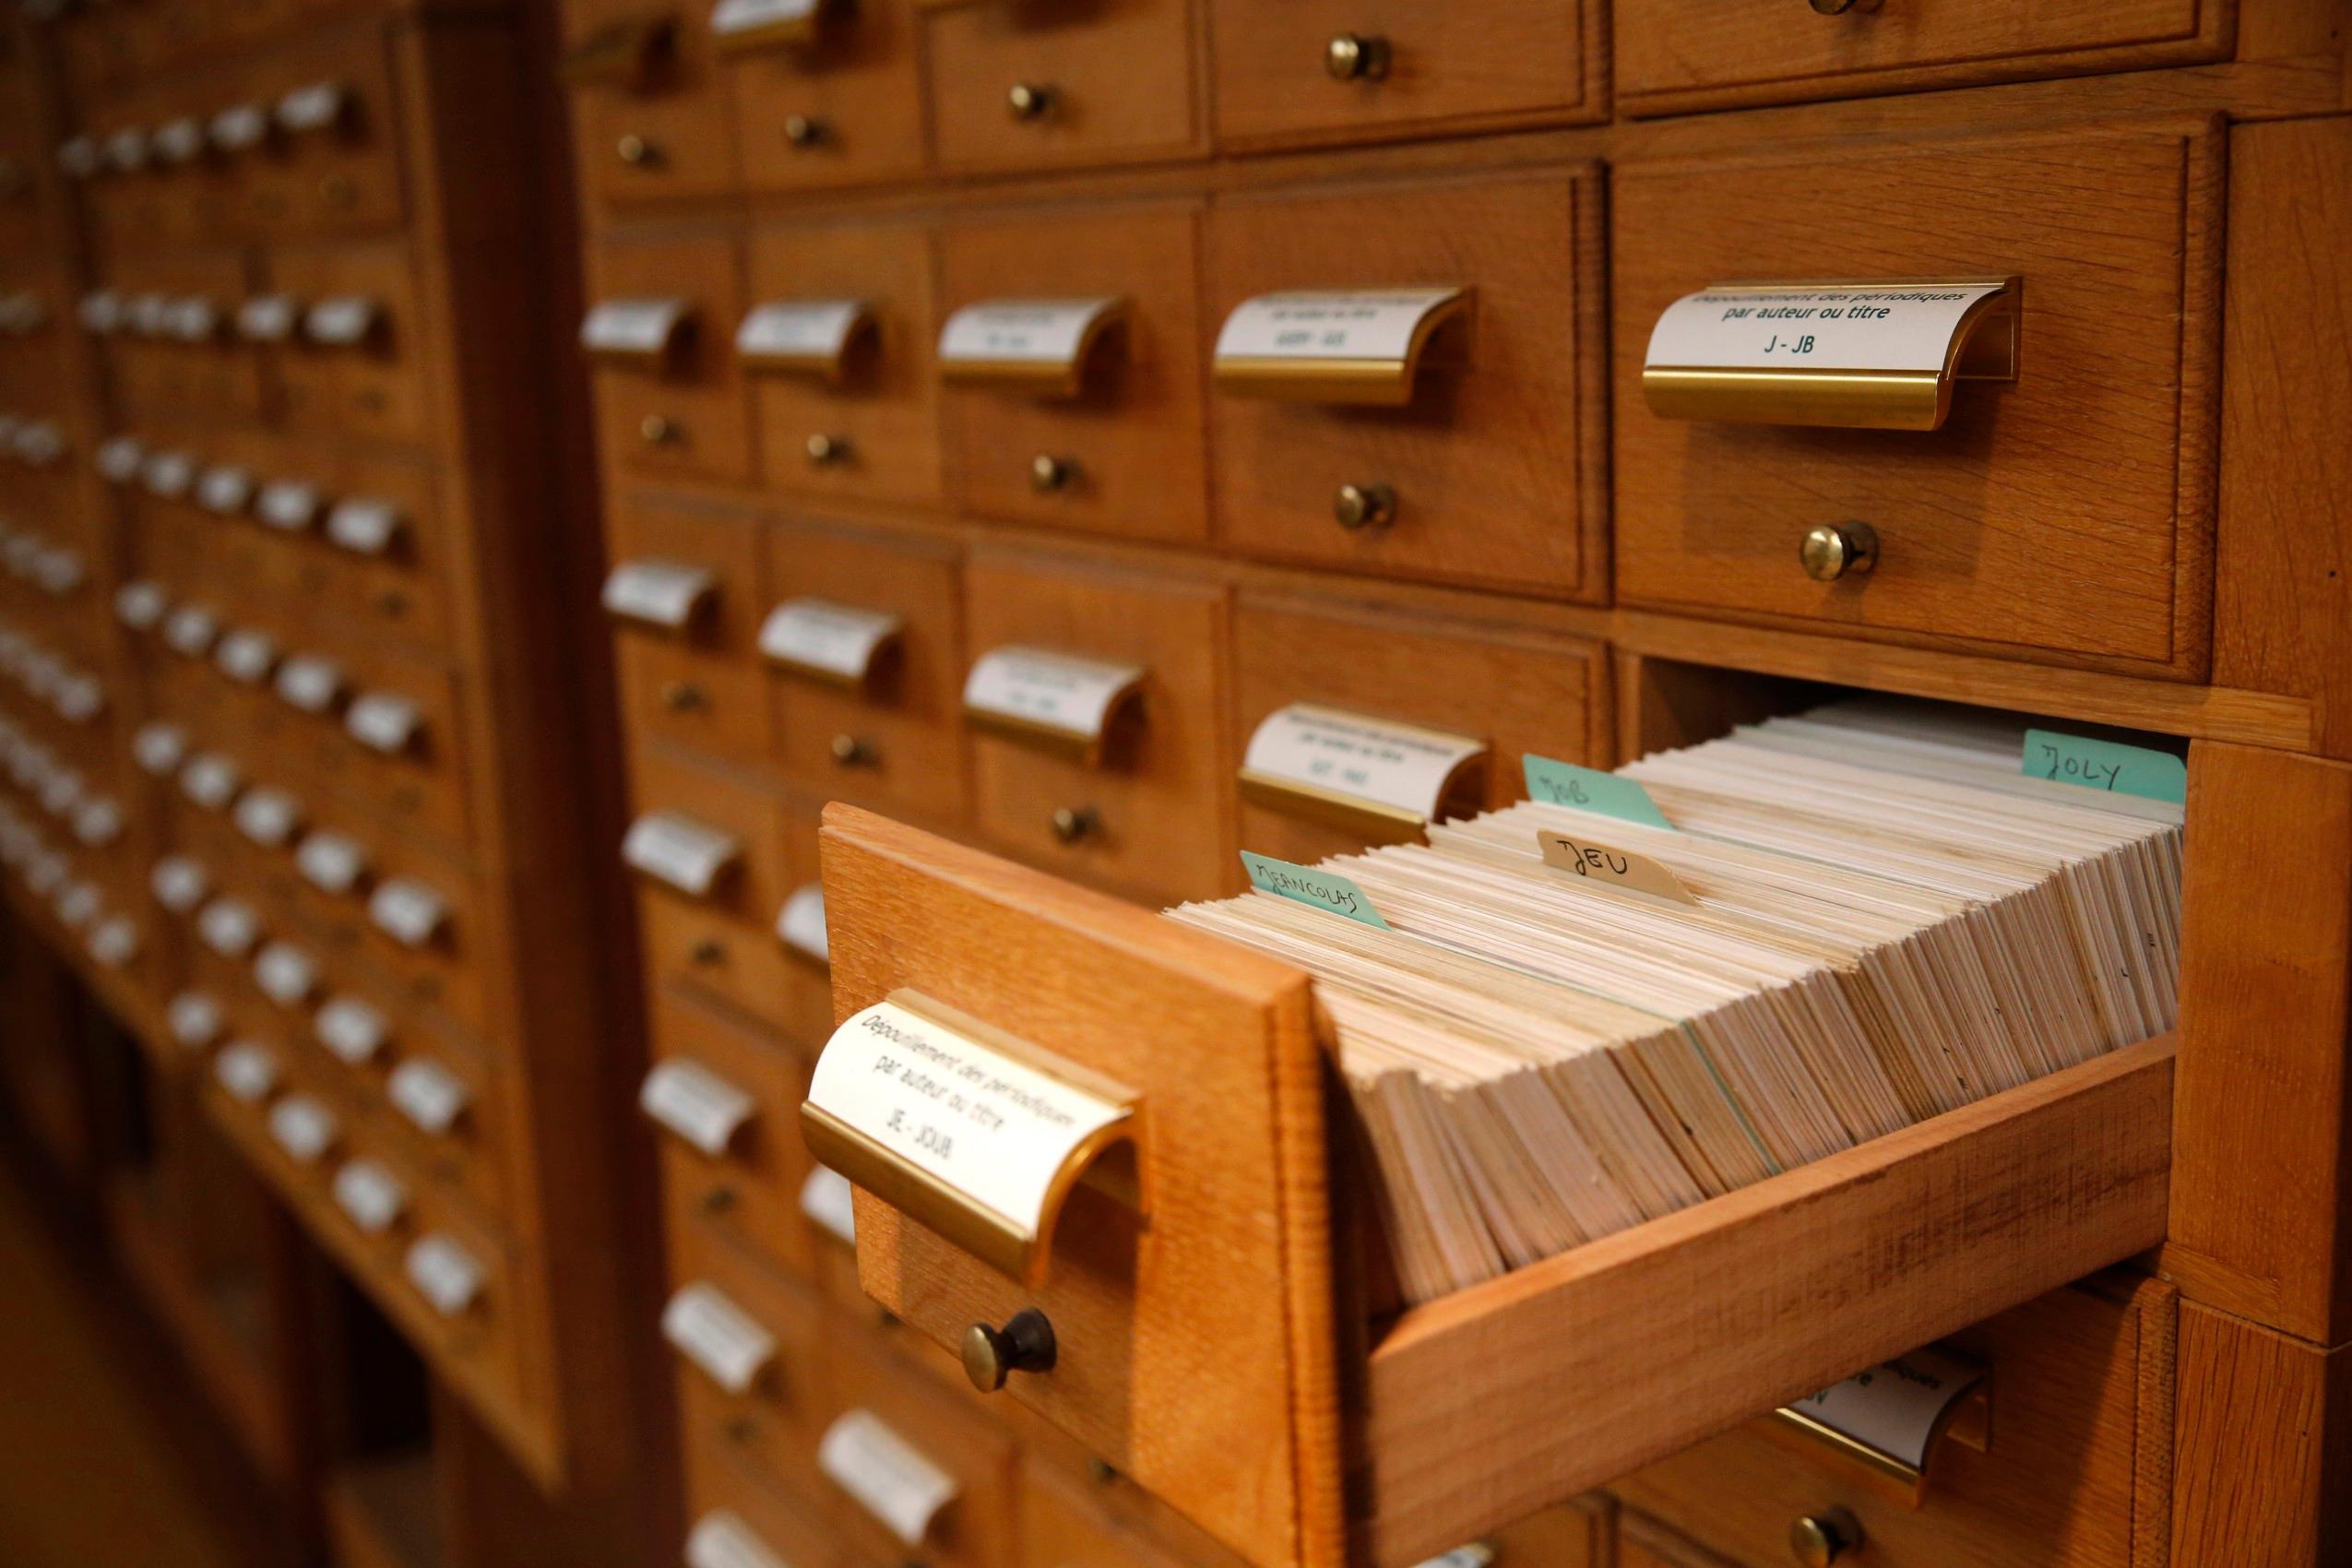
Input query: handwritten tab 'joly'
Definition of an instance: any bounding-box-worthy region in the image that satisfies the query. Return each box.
[1524,754,1675,830]
[2022,729,2187,805]
[1536,829,1698,905]
[1241,851,1390,929]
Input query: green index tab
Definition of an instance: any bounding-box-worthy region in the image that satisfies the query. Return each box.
[1240,852,1390,930]
[2022,729,2188,804]
[1524,754,1675,830]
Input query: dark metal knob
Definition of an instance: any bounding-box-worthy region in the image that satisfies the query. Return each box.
[616,132,663,166]
[1051,805,1099,844]
[831,733,875,766]
[782,113,827,148]
[1333,481,1396,530]
[1006,81,1056,121]
[1325,32,1391,80]
[962,1308,1056,1392]
[806,432,851,466]
[1799,521,1878,582]
[1031,453,1076,493]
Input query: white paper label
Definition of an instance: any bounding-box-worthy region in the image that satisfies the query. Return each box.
[735,298,865,364]
[1645,282,2011,374]
[1214,288,1465,366]
[327,497,402,554]
[238,294,300,342]
[257,481,322,531]
[144,451,198,499]
[1242,703,1484,822]
[276,654,345,713]
[809,999,1131,1242]
[368,878,448,948]
[199,466,255,516]
[333,1160,407,1233]
[23,850,65,896]
[758,598,901,682]
[73,797,122,847]
[388,1058,469,1134]
[97,435,146,481]
[38,766,81,816]
[114,579,168,628]
[134,722,188,776]
[267,1095,338,1163]
[181,753,244,810]
[662,1283,776,1395]
[315,996,389,1064]
[52,674,102,724]
[0,292,45,335]
[163,603,220,655]
[88,916,141,967]
[215,1041,280,1104]
[640,1059,755,1157]
[167,992,223,1049]
[13,422,64,465]
[56,137,101,177]
[346,692,421,754]
[276,81,350,134]
[817,1410,956,1547]
[801,1167,855,1244]
[938,297,1120,371]
[209,103,269,150]
[296,831,370,896]
[623,813,741,897]
[711,0,819,37]
[33,546,83,596]
[215,628,278,683]
[963,646,1143,743]
[235,788,303,847]
[106,126,149,172]
[405,1235,484,1316]
[777,883,827,964]
[196,898,262,958]
[54,880,101,929]
[581,298,688,356]
[685,1511,790,1568]
[1786,1347,1985,1471]
[167,298,220,343]
[602,559,714,629]
[304,297,379,347]
[153,117,207,163]
[151,856,211,912]
[255,942,319,1006]
[129,295,174,337]
[80,291,125,335]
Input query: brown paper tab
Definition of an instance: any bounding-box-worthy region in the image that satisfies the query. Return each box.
[1536,828,1698,905]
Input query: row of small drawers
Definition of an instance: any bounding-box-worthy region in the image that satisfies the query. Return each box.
[588,118,2215,673]
[50,0,376,96]
[0,782,145,977]
[562,0,2227,207]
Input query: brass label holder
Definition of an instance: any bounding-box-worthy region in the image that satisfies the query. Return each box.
[937,296,1131,400]
[1642,277,2020,432]
[961,645,1146,766]
[710,0,830,53]
[1214,286,1474,407]
[1238,702,1487,843]
[735,298,877,382]
[801,991,1142,1289]
[559,10,677,89]
[580,297,695,370]
[759,598,906,691]
[1767,1346,1991,1505]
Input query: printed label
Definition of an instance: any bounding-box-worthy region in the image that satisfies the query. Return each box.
[662,1282,776,1395]
[938,297,1121,369]
[758,597,902,682]
[1242,703,1481,821]
[817,1410,956,1547]
[1645,281,2010,374]
[1215,287,1463,363]
[963,646,1143,742]
[623,813,741,897]
[581,297,688,356]
[1787,1346,1984,1471]
[602,559,714,629]
[735,297,866,365]
[641,1060,755,1157]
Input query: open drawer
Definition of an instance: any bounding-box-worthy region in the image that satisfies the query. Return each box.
[811,804,2173,1568]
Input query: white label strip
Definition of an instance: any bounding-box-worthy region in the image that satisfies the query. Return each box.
[276,81,350,133]
[197,466,254,514]
[181,753,244,810]
[661,1283,776,1396]
[80,291,125,334]
[238,294,301,342]
[167,992,223,1049]
[153,117,207,162]
[72,798,122,847]
[327,498,402,554]
[808,999,1131,1242]
[1786,1346,1986,1471]
[640,1059,755,1158]
[346,693,422,754]
[602,559,715,629]
[114,579,168,628]
[735,297,866,366]
[215,628,279,683]
[254,942,319,1006]
[144,451,197,499]
[234,788,303,847]
[800,1167,855,1244]
[316,996,389,1064]
[962,646,1143,744]
[623,813,741,898]
[711,0,820,35]
[368,878,449,948]
[197,899,261,958]
[938,296,1121,371]
[53,673,104,725]
[1242,703,1484,822]
[152,856,211,913]
[777,883,827,964]
[215,1043,279,1104]
[167,299,220,343]
[303,296,379,347]
[134,723,188,776]
[581,298,689,356]
[1214,287,1465,364]
[257,481,323,531]
[816,1410,956,1547]
[296,832,371,896]
[54,881,101,930]
[88,916,141,967]
[276,655,345,713]
[388,1059,469,1134]
[162,604,220,656]
[97,435,146,482]
[685,1511,789,1568]
[209,103,269,150]
[1645,282,2010,374]
[758,598,902,683]
[405,1235,484,1316]
[333,1160,407,1234]
[267,1096,337,1163]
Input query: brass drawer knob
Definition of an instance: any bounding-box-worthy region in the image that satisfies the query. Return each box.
[1334,481,1396,530]
[661,681,707,712]
[781,113,827,148]
[615,131,663,167]
[1006,81,1057,121]
[1789,1508,1862,1567]
[963,1308,1056,1392]
[830,733,876,766]
[1051,805,1099,844]
[1798,521,1877,581]
[640,413,682,446]
[1030,452,1077,493]
[689,937,725,966]
[1809,0,1882,11]
[805,432,851,466]
[1325,31,1391,80]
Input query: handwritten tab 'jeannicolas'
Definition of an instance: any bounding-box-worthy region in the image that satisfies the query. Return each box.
[1241,851,1390,929]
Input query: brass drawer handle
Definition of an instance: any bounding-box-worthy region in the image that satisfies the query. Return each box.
[1334,481,1396,530]
[1789,1508,1863,1566]
[830,733,876,767]
[962,1308,1056,1392]
[1799,522,1877,582]
[615,131,663,167]
[805,432,851,466]
[781,113,827,148]
[640,413,682,446]
[1030,453,1077,493]
[661,682,707,713]
[1051,805,1099,844]
[1006,81,1057,121]
[1325,32,1390,80]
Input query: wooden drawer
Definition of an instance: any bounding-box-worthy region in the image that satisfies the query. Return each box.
[291,640,471,851]
[962,553,1229,906]
[813,807,2175,1568]
[1230,593,1607,867]
[608,493,773,766]
[762,518,965,827]
[1612,123,2221,676]
[624,742,795,1031]
[922,0,1200,175]
[265,239,429,446]
[1612,1280,2172,1568]
[1617,0,2234,115]
[745,217,942,508]
[377,1028,510,1219]
[728,0,925,194]
[244,18,410,237]
[101,253,265,423]
[939,204,1208,544]
[822,1336,1016,1568]
[682,1414,849,1568]
[565,0,739,205]
[587,230,754,485]
[286,451,450,652]
[1209,0,1602,148]
[1206,170,1603,599]
[1021,1463,1193,1568]
[645,980,821,1278]
[667,1214,834,1503]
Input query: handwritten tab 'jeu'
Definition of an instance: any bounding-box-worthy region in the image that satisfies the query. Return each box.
[1241,852,1390,929]
[1536,829,1698,905]
[1524,754,1675,830]
[2023,729,2187,804]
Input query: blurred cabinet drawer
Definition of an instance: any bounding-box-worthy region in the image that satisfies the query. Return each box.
[1231,593,1606,866]
[1020,1463,1193,1568]
[100,254,265,423]
[624,743,797,1030]
[303,644,472,850]
[667,1216,834,1503]
[1206,170,1603,599]
[1618,0,2233,115]
[922,0,1200,176]
[1611,123,2220,676]
[586,230,754,484]
[1210,0,1602,148]
[939,204,1208,544]
[728,0,925,193]
[266,239,429,446]
[378,1030,510,1218]
[683,1416,849,1568]
[565,0,740,204]
[762,518,965,828]
[608,494,772,766]
[745,217,942,508]
[963,552,1228,905]
[276,450,451,652]
[822,1337,1016,1568]
[244,18,410,237]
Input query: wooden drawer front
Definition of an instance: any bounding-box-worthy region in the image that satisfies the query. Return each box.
[823,1338,1016,1568]
[939,205,1208,544]
[921,0,1199,175]
[682,1416,849,1568]
[377,1031,509,1218]
[265,240,429,446]
[1022,1464,1193,1568]
[763,519,965,827]
[610,494,772,766]
[588,231,754,484]
[647,982,820,1278]
[963,554,1229,905]
[395,1178,527,1422]
[1612,124,2220,674]
[1210,0,1601,148]
[668,1218,834,1499]
[275,450,450,652]
[568,0,739,205]
[626,744,795,1029]
[729,0,925,194]
[1614,1282,2169,1568]
[1206,171,1603,598]
[1231,594,1605,867]
[745,219,942,507]
[244,19,410,237]
[298,643,471,850]
[101,255,265,422]
[1618,0,2232,115]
